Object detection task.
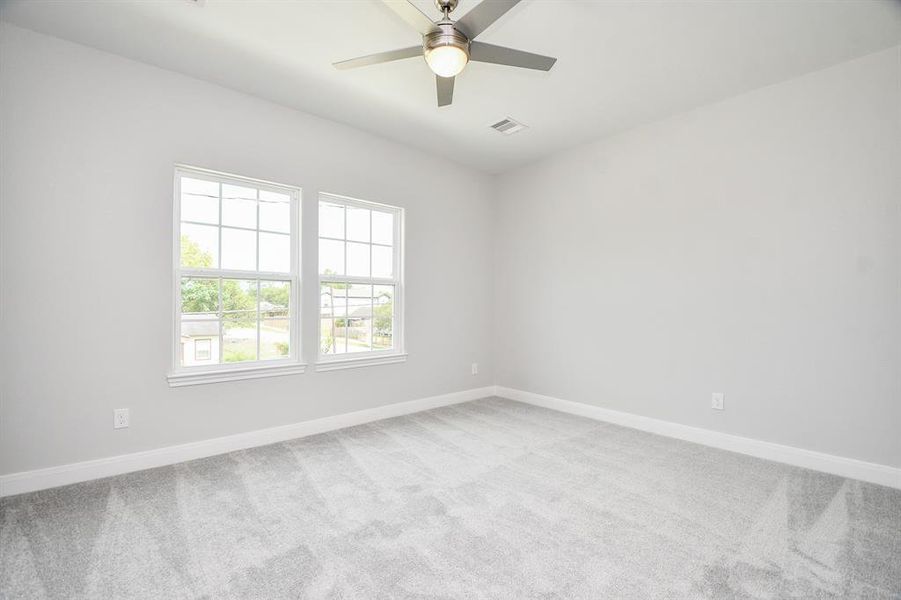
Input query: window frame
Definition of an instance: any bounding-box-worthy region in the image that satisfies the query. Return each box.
[193,338,212,362]
[168,165,305,387]
[317,192,405,371]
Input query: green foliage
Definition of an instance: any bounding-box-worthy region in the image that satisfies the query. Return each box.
[224,349,255,363]
[320,329,334,354]
[222,281,255,313]
[181,235,213,268]
[181,237,259,315]
[181,277,256,315]
[225,312,256,328]
[260,283,289,309]
[181,237,218,313]
[181,237,293,365]
[374,302,392,337]
[321,273,348,290]
[181,278,218,313]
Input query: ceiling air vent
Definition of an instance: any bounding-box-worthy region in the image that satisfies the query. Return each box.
[490,117,528,136]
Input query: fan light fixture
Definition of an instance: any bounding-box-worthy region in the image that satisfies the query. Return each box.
[425,44,468,77]
[424,27,470,78]
[333,0,558,107]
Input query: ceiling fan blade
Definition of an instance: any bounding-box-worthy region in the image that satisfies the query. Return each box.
[333,46,422,70]
[455,0,521,40]
[381,0,439,35]
[436,75,454,107]
[469,41,556,71]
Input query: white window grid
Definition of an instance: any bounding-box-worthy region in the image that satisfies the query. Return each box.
[318,192,404,360]
[172,165,302,376]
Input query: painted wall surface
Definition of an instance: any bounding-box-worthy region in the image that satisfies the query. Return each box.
[494,47,901,467]
[2,23,899,477]
[0,25,495,474]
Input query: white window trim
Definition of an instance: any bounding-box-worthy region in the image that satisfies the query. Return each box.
[168,165,305,387]
[316,192,405,371]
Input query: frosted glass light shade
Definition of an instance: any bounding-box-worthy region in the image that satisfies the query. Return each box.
[426,45,468,78]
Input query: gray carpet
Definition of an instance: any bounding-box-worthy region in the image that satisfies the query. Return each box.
[1,397,899,599]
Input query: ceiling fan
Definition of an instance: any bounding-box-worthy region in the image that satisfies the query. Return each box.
[334,0,557,107]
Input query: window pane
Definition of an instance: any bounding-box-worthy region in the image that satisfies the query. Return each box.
[321,317,347,354]
[260,314,289,360]
[222,279,257,312]
[180,223,219,269]
[194,338,212,361]
[346,206,370,242]
[320,283,347,318]
[181,178,219,225]
[260,191,290,233]
[260,280,290,313]
[181,278,218,314]
[222,196,257,229]
[372,210,393,245]
[347,318,372,353]
[222,184,256,229]
[372,245,393,278]
[348,284,372,318]
[222,183,256,202]
[259,232,290,273]
[180,315,220,366]
[319,239,344,276]
[221,227,256,271]
[319,202,344,239]
[346,242,370,277]
[223,312,257,363]
[182,177,219,199]
[373,285,394,351]
[337,318,349,354]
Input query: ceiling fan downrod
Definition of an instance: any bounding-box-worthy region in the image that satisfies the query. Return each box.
[435,0,459,19]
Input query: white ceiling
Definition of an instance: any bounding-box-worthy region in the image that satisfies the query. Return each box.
[2,0,900,174]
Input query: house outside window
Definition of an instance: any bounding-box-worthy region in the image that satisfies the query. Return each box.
[193,337,213,362]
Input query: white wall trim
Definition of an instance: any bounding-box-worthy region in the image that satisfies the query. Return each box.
[316,353,408,372]
[6,385,897,496]
[496,386,901,490]
[0,386,496,498]
[167,362,307,387]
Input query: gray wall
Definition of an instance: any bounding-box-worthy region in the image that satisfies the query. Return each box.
[494,47,901,468]
[3,24,898,477]
[0,25,495,475]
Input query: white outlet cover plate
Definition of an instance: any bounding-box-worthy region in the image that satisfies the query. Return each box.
[712,393,725,410]
[114,408,129,429]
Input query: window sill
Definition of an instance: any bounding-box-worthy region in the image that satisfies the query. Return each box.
[167,361,307,387]
[315,353,407,372]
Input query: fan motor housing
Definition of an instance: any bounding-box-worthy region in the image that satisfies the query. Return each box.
[423,23,470,57]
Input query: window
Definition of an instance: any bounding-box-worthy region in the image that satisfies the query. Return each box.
[318,193,404,370]
[169,166,304,386]
[194,338,212,361]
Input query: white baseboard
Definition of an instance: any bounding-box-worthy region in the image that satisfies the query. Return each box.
[496,386,901,490]
[0,386,496,498]
[5,385,897,496]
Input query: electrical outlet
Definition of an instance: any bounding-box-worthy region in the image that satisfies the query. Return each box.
[471,363,479,375]
[114,408,130,429]
[711,393,725,411]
